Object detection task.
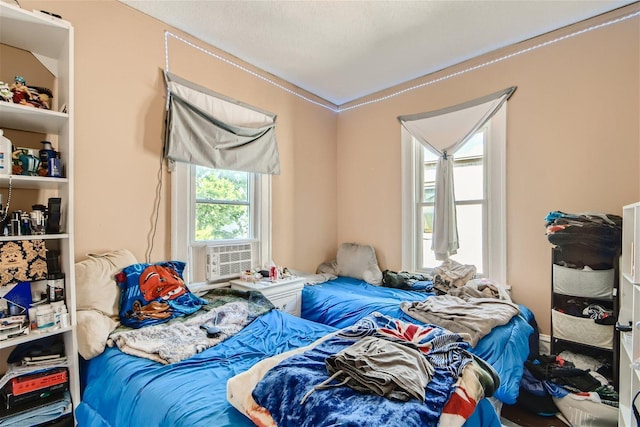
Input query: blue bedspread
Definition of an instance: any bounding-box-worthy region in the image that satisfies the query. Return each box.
[76,310,333,427]
[76,309,501,427]
[301,276,535,404]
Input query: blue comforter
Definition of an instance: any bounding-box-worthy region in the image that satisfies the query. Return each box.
[254,313,487,427]
[301,276,535,404]
[76,310,333,427]
[76,309,502,427]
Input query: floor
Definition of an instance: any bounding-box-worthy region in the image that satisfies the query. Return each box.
[501,403,569,427]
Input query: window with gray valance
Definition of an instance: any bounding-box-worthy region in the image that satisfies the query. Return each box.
[164,71,280,175]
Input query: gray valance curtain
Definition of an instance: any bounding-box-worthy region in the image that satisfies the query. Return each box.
[398,86,516,261]
[164,71,280,175]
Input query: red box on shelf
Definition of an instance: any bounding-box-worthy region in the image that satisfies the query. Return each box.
[10,368,67,396]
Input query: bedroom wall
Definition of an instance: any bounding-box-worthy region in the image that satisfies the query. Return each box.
[335,4,640,334]
[17,0,339,273]
[11,2,639,335]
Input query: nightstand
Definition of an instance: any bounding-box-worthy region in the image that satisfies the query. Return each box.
[229,277,305,316]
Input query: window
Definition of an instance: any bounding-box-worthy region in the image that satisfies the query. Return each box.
[420,131,485,270]
[194,168,252,241]
[401,104,506,281]
[171,162,271,285]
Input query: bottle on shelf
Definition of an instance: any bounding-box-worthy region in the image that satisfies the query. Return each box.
[0,130,12,175]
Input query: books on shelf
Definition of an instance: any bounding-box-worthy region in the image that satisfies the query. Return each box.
[3,380,68,409]
[10,367,67,396]
[0,360,68,393]
[0,361,70,425]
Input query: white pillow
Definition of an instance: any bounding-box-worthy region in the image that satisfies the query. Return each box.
[75,249,138,318]
[77,309,120,360]
[336,243,383,285]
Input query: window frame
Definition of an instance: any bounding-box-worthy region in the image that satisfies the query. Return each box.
[171,161,271,286]
[401,104,507,282]
[418,134,487,272]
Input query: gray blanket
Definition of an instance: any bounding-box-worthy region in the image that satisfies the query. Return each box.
[108,301,249,364]
[400,295,520,347]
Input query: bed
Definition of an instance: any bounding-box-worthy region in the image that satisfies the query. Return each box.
[77,307,502,427]
[76,308,335,427]
[72,250,520,427]
[300,276,535,407]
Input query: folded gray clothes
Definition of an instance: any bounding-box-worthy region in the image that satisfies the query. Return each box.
[400,295,520,347]
[323,336,435,402]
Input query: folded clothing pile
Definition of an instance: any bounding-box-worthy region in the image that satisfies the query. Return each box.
[545,211,622,256]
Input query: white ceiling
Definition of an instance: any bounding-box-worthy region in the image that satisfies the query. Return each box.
[120,0,635,106]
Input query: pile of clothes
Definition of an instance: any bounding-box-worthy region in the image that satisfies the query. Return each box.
[517,351,618,426]
[381,259,479,294]
[554,298,616,326]
[545,211,622,256]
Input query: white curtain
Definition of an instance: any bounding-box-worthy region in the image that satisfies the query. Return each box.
[398,86,516,260]
[164,71,280,174]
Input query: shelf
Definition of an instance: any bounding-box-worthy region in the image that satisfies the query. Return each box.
[0,3,71,58]
[0,174,68,190]
[0,1,77,420]
[621,202,640,424]
[552,337,614,352]
[0,325,72,351]
[0,234,69,242]
[0,103,69,134]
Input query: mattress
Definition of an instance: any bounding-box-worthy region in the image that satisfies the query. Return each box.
[76,308,502,426]
[301,276,535,404]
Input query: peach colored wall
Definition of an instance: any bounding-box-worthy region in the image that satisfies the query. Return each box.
[336,5,640,334]
[14,2,640,334]
[19,0,338,274]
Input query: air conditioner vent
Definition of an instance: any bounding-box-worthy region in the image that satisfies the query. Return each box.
[205,243,253,282]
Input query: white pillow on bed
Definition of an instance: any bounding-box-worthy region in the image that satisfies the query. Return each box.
[336,243,383,285]
[75,249,138,318]
[75,249,137,359]
[77,309,120,360]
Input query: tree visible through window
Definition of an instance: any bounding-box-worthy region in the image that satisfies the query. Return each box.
[194,167,252,241]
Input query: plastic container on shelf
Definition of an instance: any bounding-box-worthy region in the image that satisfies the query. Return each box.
[0,129,12,175]
[36,304,55,329]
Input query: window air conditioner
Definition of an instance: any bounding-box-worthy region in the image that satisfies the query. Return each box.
[205,243,253,282]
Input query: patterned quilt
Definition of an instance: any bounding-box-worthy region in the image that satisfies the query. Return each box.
[107,288,274,364]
